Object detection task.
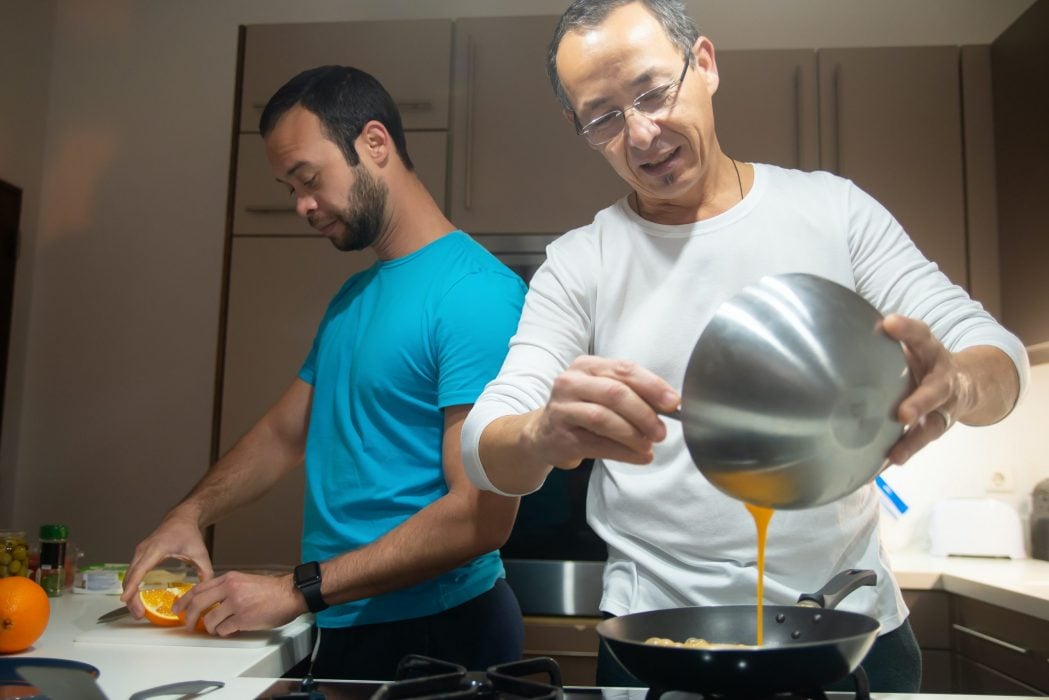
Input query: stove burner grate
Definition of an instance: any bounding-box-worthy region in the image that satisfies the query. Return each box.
[370,655,563,700]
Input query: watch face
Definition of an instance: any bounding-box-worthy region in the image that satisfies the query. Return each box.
[295,561,321,585]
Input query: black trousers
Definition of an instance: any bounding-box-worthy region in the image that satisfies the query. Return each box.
[596,614,922,693]
[310,579,524,680]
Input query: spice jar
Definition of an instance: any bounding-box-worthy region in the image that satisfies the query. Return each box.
[0,530,30,578]
[37,523,68,596]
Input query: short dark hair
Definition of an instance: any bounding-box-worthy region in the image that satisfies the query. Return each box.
[259,65,413,171]
[547,0,699,111]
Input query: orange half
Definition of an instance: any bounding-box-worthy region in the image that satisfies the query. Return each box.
[139,582,194,627]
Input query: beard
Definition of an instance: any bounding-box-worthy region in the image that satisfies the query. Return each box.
[328,165,388,252]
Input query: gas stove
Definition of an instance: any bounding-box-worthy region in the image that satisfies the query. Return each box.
[256,655,871,700]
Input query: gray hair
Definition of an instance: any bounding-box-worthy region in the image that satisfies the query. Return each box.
[546,0,700,112]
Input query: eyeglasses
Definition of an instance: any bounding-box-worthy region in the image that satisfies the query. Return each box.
[575,57,690,146]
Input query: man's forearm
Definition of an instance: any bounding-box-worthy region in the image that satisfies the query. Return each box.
[318,489,519,605]
[955,346,1022,426]
[477,413,555,495]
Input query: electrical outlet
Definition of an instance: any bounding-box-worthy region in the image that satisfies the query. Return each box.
[986,466,1016,493]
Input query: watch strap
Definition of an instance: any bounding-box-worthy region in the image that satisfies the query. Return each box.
[294,561,328,613]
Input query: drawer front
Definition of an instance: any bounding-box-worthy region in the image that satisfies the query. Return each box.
[954,655,1046,696]
[523,616,601,654]
[902,589,951,650]
[952,595,1049,692]
[523,617,600,687]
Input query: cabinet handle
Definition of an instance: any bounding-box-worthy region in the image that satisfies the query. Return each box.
[464,34,476,211]
[523,650,597,659]
[952,623,1028,655]
[832,62,841,174]
[244,205,296,214]
[396,100,434,112]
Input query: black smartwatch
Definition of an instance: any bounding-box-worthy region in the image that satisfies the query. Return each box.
[293,561,328,613]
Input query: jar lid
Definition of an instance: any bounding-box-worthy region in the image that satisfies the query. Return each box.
[39,524,69,540]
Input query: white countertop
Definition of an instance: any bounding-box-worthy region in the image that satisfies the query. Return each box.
[10,556,1049,699]
[10,593,313,699]
[889,552,1049,621]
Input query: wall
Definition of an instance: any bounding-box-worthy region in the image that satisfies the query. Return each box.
[1,0,1041,564]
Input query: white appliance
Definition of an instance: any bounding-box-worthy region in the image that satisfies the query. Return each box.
[929,497,1027,559]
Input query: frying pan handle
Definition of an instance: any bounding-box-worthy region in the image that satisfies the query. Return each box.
[796,569,877,610]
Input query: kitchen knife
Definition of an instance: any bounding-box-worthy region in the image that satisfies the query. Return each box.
[96,605,130,624]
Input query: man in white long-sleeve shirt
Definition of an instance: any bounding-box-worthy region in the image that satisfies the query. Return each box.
[460,0,1029,692]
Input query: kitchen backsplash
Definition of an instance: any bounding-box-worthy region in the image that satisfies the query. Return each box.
[879,359,1049,554]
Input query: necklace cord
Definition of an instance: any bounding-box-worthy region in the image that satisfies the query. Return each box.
[731,158,743,200]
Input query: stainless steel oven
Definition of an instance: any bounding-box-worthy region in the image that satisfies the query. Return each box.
[474,234,606,616]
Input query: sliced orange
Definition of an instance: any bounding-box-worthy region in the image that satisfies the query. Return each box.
[139,582,194,627]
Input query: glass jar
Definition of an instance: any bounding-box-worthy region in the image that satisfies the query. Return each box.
[0,530,30,578]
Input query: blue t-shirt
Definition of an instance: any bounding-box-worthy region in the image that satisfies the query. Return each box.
[298,231,526,627]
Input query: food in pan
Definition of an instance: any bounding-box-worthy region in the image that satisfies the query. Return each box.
[643,636,752,649]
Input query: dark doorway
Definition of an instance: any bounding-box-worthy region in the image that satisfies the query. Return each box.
[0,180,21,449]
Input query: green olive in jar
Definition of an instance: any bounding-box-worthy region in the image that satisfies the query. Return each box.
[0,531,29,578]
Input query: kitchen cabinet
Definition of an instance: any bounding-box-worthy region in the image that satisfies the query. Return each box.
[902,589,953,693]
[818,47,970,290]
[713,50,819,172]
[522,616,600,686]
[903,588,1049,695]
[239,20,452,133]
[951,593,1049,694]
[992,0,1049,356]
[449,16,627,234]
[211,237,374,567]
[232,131,449,235]
[718,46,992,302]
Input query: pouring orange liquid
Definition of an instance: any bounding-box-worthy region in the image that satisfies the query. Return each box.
[744,503,774,646]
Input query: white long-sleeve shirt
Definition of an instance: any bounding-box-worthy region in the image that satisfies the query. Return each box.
[462,163,1029,632]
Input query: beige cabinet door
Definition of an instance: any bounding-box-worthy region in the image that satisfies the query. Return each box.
[232,131,448,235]
[212,237,374,567]
[449,17,627,234]
[818,47,968,288]
[240,20,452,133]
[713,49,819,172]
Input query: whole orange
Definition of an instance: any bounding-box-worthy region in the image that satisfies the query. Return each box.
[0,577,50,653]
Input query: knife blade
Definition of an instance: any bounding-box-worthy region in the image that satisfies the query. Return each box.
[96,605,130,624]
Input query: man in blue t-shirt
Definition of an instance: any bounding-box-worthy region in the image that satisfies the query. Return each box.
[122,66,527,679]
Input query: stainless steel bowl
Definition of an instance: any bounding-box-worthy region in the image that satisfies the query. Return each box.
[680,273,911,509]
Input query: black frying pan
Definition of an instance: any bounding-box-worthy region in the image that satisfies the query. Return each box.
[596,569,880,696]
